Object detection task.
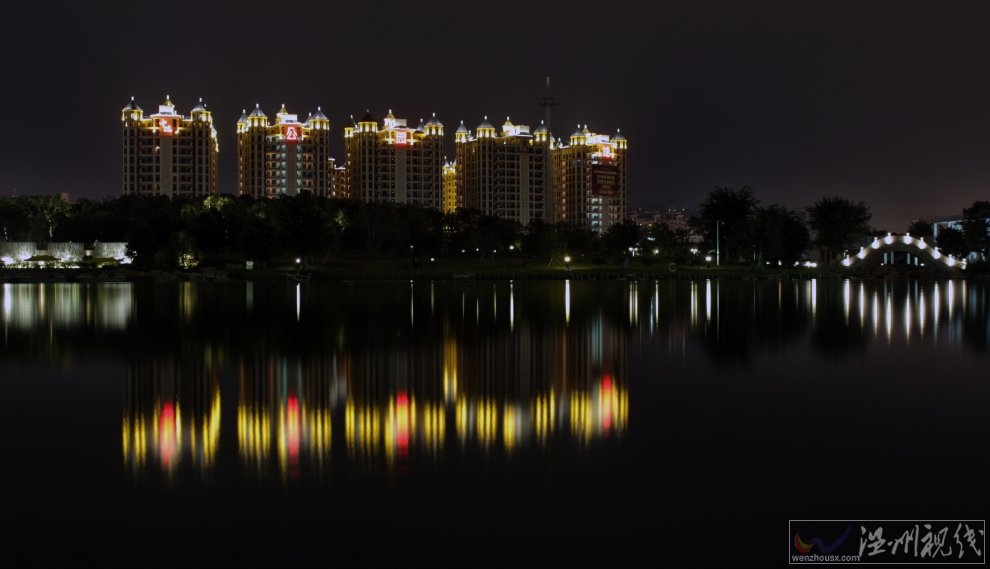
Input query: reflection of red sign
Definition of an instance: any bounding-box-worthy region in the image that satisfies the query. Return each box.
[395,391,409,456]
[286,394,300,477]
[395,131,407,145]
[285,126,298,142]
[601,375,613,431]
[591,163,620,196]
[159,402,176,467]
[158,118,175,136]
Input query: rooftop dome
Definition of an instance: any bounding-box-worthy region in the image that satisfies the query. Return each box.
[311,106,329,120]
[122,97,143,112]
[191,97,207,112]
[533,120,547,133]
[359,110,375,123]
[478,116,495,130]
[455,120,469,134]
[611,129,626,141]
[426,112,442,127]
[237,109,249,123]
[249,104,267,118]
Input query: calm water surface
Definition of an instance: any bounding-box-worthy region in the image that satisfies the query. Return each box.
[0,279,987,564]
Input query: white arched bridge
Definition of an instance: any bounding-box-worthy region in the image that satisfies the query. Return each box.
[839,233,965,272]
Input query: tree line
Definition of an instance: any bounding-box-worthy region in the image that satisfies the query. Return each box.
[0,191,986,269]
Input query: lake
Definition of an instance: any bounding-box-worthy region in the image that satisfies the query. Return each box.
[0,279,986,564]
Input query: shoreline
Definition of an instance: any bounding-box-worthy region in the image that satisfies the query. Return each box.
[0,265,980,283]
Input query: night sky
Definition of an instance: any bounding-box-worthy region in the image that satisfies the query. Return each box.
[2,0,990,230]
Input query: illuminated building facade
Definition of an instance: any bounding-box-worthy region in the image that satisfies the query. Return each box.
[236,104,332,198]
[454,117,548,226]
[442,159,458,214]
[341,110,444,207]
[121,95,218,197]
[328,157,345,198]
[550,125,627,233]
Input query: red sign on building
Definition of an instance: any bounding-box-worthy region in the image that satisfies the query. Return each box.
[592,163,620,197]
[157,117,176,136]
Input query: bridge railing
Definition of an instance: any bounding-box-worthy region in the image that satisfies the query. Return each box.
[839,233,965,270]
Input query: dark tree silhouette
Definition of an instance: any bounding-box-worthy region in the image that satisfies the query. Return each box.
[691,186,759,263]
[806,196,871,263]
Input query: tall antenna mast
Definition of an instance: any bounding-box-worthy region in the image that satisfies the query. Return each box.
[537,76,559,133]
[538,76,559,220]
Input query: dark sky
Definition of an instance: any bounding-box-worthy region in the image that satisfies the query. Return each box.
[2,0,989,230]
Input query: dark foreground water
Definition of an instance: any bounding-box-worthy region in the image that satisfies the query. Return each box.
[0,279,986,565]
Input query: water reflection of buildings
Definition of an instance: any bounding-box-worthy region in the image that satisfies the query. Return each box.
[237,356,343,479]
[225,284,629,478]
[122,358,221,477]
[232,349,627,478]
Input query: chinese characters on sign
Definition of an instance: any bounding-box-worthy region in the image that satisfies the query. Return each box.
[158,118,174,135]
[790,520,985,565]
[591,163,619,197]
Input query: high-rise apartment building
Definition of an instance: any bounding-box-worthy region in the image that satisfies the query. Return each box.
[550,125,627,233]
[236,104,332,198]
[341,110,443,207]
[454,117,548,226]
[442,160,458,214]
[121,95,218,197]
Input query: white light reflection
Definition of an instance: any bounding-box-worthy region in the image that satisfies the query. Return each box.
[565,279,571,324]
[811,279,818,319]
[653,281,660,328]
[843,279,851,324]
[2,283,11,321]
[947,280,956,319]
[858,282,865,328]
[295,283,301,322]
[705,279,712,322]
[933,282,941,334]
[629,281,638,326]
[918,289,926,335]
[690,281,698,327]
